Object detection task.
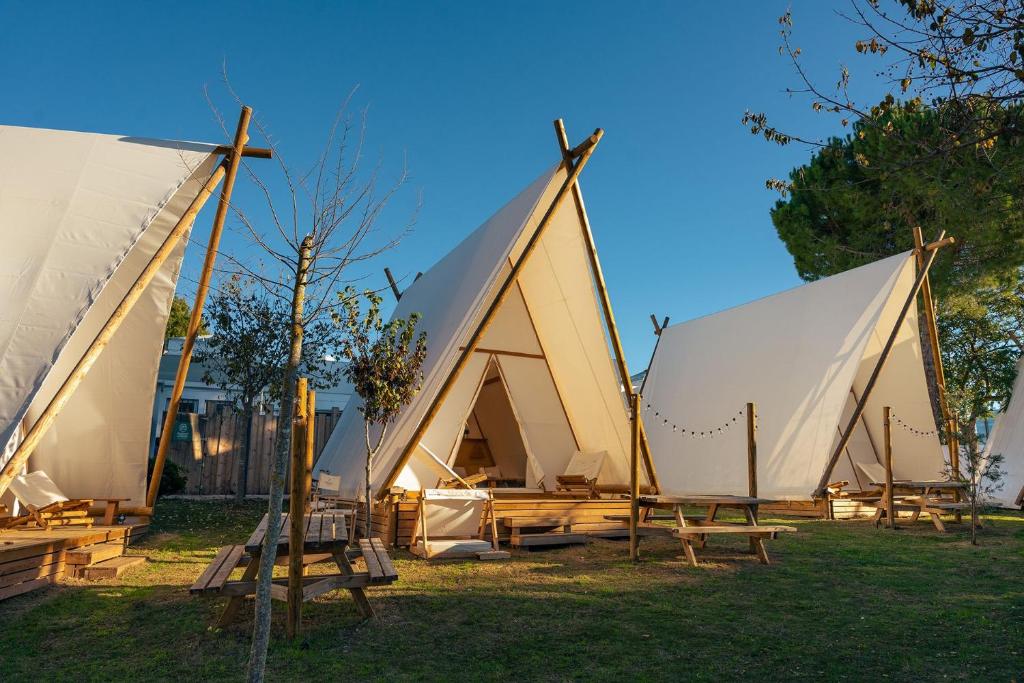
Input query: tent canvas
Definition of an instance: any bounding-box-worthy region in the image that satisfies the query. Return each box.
[315,160,645,499]
[641,251,946,501]
[981,357,1024,508]
[0,125,218,508]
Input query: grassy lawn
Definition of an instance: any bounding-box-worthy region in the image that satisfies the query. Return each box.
[1,500,1022,682]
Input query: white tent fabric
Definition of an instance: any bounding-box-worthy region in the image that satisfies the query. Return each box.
[981,358,1024,508]
[0,125,218,506]
[642,252,946,501]
[315,163,639,498]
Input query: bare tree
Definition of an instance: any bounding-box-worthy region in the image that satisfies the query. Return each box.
[207,78,416,682]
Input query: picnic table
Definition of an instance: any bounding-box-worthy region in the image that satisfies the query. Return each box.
[190,511,397,626]
[633,494,796,566]
[869,480,969,532]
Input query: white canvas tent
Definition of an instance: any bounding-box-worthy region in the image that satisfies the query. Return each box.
[642,251,948,501]
[981,358,1024,508]
[0,125,221,509]
[315,136,650,501]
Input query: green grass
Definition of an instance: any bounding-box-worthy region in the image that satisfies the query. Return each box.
[1,500,1022,682]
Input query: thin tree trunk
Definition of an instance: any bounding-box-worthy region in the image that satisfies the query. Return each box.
[362,422,388,540]
[236,398,255,505]
[247,236,312,683]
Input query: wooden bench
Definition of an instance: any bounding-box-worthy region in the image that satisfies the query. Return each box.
[358,538,398,584]
[190,545,247,595]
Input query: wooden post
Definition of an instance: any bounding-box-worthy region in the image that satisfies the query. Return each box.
[553,119,661,492]
[380,126,604,495]
[0,164,227,501]
[305,390,316,514]
[884,406,895,529]
[816,237,954,496]
[913,227,952,427]
[747,402,758,552]
[629,393,641,562]
[950,414,962,523]
[287,377,308,639]
[147,106,254,508]
[384,267,402,301]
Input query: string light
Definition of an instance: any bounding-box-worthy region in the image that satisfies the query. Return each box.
[639,402,747,440]
[890,411,940,438]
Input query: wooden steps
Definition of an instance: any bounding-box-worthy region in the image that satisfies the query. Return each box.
[0,523,148,600]
[77,555,145,580]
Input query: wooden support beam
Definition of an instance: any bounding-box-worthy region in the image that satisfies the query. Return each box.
[925,236,955,251]
[629,393,641,562]
[883,406,895,529]
[650,314,662,335]
[147,106,255,508]
[747,402,758,551]
[213,145,273,159]
[384,267,402,301]
[287,378,308,639]
[913,227,952,428]
[553,118,661,493]
[816,238,952,496]
[0,163,228,500]
[379,124,604,496]
[569,131,602,159]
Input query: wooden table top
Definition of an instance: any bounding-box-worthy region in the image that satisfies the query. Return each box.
[245,511,350,554]
[638,494,772,506]
[869,480,968,490]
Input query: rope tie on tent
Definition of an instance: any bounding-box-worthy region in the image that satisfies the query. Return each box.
[889,411,940,438]
[641,401,746,440]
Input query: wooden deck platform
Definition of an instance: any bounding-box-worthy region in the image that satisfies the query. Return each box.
[0,521,148,601]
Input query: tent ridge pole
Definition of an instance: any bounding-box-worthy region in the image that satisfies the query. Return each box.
[554,118,660,493]
[0,164,229,501]
[378,125,604,496]
[146,106,254,509]
[815,239,953,497]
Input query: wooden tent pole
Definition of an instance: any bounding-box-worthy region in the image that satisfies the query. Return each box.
[287,378,308,639]
[379,127,604,495]
[0,164,228,501]
[883,406,895,528]
[553,119,661,493]
[815,239,954,496]
[384,267,402,302]
[305,390,316,514]
[912,227,952,427]
[629,393,641,562]
[146,106,253,508]
[637,316,669,398]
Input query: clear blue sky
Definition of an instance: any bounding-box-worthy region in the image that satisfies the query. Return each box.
[0,2,886,369]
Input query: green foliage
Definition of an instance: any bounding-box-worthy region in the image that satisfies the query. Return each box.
[771,105,1024,420]
[334,288,427,428]
[193,275,345,411]
[147,458,187,497]
[164,295,207,341]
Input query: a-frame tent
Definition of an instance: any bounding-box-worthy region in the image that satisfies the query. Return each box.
[981,357,1024,508]
[0,111,265,515]
[641,250,949,502]
[314,123,656,505]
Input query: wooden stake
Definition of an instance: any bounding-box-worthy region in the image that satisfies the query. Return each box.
[950,414,962,523]
[287,378,308,639]
[380,125,604,495]
[305,390,316,515]
[816,238,953,496]
[553,118,661,492]
[0,164,227,500]
[147,106,254,508]
[629,393,641,562]
[883,406,895,529]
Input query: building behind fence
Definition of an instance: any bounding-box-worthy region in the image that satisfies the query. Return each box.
[165,406,343,496]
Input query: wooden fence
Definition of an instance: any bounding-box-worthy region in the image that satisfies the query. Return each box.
[164,408,342,496]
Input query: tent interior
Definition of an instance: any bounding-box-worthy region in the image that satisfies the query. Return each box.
[642,251,947,503]
[0,125,218,516]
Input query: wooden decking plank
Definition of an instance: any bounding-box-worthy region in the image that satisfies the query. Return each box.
[0,576,56,601]
[191,546,237,594]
